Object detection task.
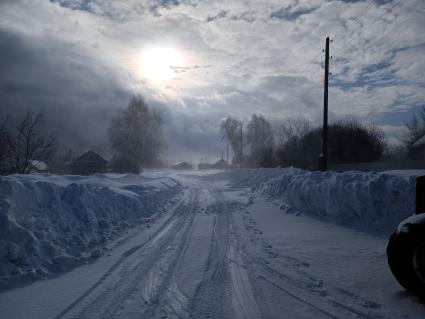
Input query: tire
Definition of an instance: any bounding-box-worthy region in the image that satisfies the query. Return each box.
[387,220,425,299]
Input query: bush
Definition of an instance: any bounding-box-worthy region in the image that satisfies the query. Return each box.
[276,118,386,169]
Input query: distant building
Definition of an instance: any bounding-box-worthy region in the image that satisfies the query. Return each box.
[198,159,229,170]
[72,150,107,175]
[198,162,209,170]
[172,161,192,170]
[29,160,48,173]
[211,158,229,169]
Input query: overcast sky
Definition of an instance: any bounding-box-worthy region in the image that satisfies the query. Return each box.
[0,0,424,162]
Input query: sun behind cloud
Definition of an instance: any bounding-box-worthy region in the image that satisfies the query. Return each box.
[140,46,184,83]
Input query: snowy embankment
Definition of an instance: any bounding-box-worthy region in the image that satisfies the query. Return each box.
[210,167,420,234]
[0,174,182,289]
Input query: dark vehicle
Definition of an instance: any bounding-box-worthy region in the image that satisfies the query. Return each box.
[387,176,425,299]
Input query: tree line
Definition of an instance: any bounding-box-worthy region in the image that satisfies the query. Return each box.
[221,108,425,169]
[1,97,424,174]
[0,95,163,174]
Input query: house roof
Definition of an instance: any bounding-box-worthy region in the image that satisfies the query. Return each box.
[30,160,47,171]
[74,151,107,165]
[215,159,228,165]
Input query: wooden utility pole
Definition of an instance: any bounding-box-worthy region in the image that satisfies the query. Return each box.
[240,124,243,161]
[226,144,229,162]
[320,37,330,171]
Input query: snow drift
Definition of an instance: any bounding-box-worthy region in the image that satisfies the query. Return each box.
[210,167,419,234]
[0,174,182,289]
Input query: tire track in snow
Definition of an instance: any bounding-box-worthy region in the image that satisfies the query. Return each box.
[189,190,232,319]
[190,187,260,319]
[57,191,199,319]
[236,209,388,319]
[137,189,200,319]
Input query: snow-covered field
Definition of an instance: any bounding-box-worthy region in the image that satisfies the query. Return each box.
[0,173,182,289]
[0,168,424,319]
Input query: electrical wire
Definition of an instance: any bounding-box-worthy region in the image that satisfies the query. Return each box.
[331,0,403,58]
[331,0,375,42]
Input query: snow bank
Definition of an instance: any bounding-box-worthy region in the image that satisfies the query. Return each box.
[0,174,182,289]
[211,168,418,234]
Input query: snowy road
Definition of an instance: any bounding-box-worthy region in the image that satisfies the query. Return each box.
[1,170,424,318]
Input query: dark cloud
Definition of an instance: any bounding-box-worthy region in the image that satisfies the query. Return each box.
[51,0,196,19]
[270,5,317,21]
[0,29,131,156]
[0,29,226,162]
[50,0,93,13]
[206,10,229,23]
[1,0,424,158]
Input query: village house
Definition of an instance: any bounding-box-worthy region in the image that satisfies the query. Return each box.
[72,150,107,175]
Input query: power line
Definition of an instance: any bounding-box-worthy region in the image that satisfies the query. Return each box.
[333,7,425,71]
[332,0,403,58]
[290,0,413,106]
[298,1,375,79]
[331,0,375,42]
[294,1,383,88]
[297,50,322,78]
[363,8,425,51]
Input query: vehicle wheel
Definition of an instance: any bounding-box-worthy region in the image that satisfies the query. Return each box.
[387,221,425,299]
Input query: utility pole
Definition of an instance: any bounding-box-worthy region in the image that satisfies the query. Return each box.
[320,36,330,172]
[240,124,243,161]
[226,144,229,163]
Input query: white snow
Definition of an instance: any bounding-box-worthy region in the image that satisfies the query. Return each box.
[1,168,424,319]
[30,160,47,172]
[397,213,425,233]
[0,173,182,289]
[210,167,418,234]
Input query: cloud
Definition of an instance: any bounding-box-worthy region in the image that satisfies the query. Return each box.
[270,3,318,21]
[206,10,229,22]
[0,0,424,162]
[0,29,132,156]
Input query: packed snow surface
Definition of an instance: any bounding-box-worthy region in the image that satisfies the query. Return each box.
[0,169,424,319]
[210,167,420,234]
[0,173,182,288]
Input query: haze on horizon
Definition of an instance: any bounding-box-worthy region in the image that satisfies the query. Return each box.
[0,0,424,163]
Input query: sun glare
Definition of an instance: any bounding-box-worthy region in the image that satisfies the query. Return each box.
[140,47,184,82]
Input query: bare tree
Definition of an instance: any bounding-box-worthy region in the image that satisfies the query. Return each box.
[109,95,163,173]
[0,116,9,160]
[275,118,313,168]
[0,115,10,173]
[277,118,312,145]
[8,111,56,174]
[220,117,243,164]
[246,114,274,167]
[401,106,425,159]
